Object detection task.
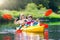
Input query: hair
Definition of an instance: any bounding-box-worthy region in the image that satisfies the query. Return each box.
[19,13,26,20]
[28,15,33,18]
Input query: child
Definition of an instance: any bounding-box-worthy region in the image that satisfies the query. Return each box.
[26,15,35,26]
[14,13,26,29]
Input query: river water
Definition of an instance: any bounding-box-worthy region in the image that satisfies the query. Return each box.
[0,25,60,40]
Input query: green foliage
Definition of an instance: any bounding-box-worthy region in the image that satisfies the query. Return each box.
[0,3,60,19]
[0,3,60,28]
[0,23,19,28]
[25,3,38,12]
[49,12,60,18]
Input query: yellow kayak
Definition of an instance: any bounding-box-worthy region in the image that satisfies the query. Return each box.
[21,25,44,32]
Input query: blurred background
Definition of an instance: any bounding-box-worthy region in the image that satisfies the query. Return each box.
[0,0,60,40]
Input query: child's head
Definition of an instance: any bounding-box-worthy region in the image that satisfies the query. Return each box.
[27,15,33,20]
[20,13,25,20]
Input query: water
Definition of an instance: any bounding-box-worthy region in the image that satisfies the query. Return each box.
[48,25,60,40]
[0,25,60,40]
[14,32,44,40]
[0,32,44,40]
[0,33,14,40]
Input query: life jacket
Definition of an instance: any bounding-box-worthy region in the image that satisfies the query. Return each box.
[26,20,35,26]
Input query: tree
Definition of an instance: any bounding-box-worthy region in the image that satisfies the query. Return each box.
[48,0,58,13]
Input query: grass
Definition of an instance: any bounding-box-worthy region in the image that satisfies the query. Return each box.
[48,22,60,25]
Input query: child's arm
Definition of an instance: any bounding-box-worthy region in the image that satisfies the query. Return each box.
[14,18,20,24]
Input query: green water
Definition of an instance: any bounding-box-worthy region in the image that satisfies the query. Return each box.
[0,32,60,40]
[0,25,60,40]
[0,33,14,40]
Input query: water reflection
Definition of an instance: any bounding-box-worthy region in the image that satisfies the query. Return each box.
[14,32,44,40]
[0,25,60,40]
[0,30,60,40]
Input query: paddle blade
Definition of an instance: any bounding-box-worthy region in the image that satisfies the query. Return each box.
[40,23,48,28]
[45,9,52,16]
[16,29,22,34]
[44,24,48,28]
[2,14,12,20]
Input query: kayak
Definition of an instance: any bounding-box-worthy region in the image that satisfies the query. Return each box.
[21,25,44,32]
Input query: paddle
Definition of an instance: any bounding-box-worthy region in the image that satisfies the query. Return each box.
[16,29,22,34]
[2,13,12,20]
[45,9,52,16]
[40,23,48,28]
[2,13,17,20]
[2,13,22,33]
[39,9,52,28]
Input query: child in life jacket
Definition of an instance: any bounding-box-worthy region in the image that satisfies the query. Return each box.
[25,15,35,26]
[24,15,40,27]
